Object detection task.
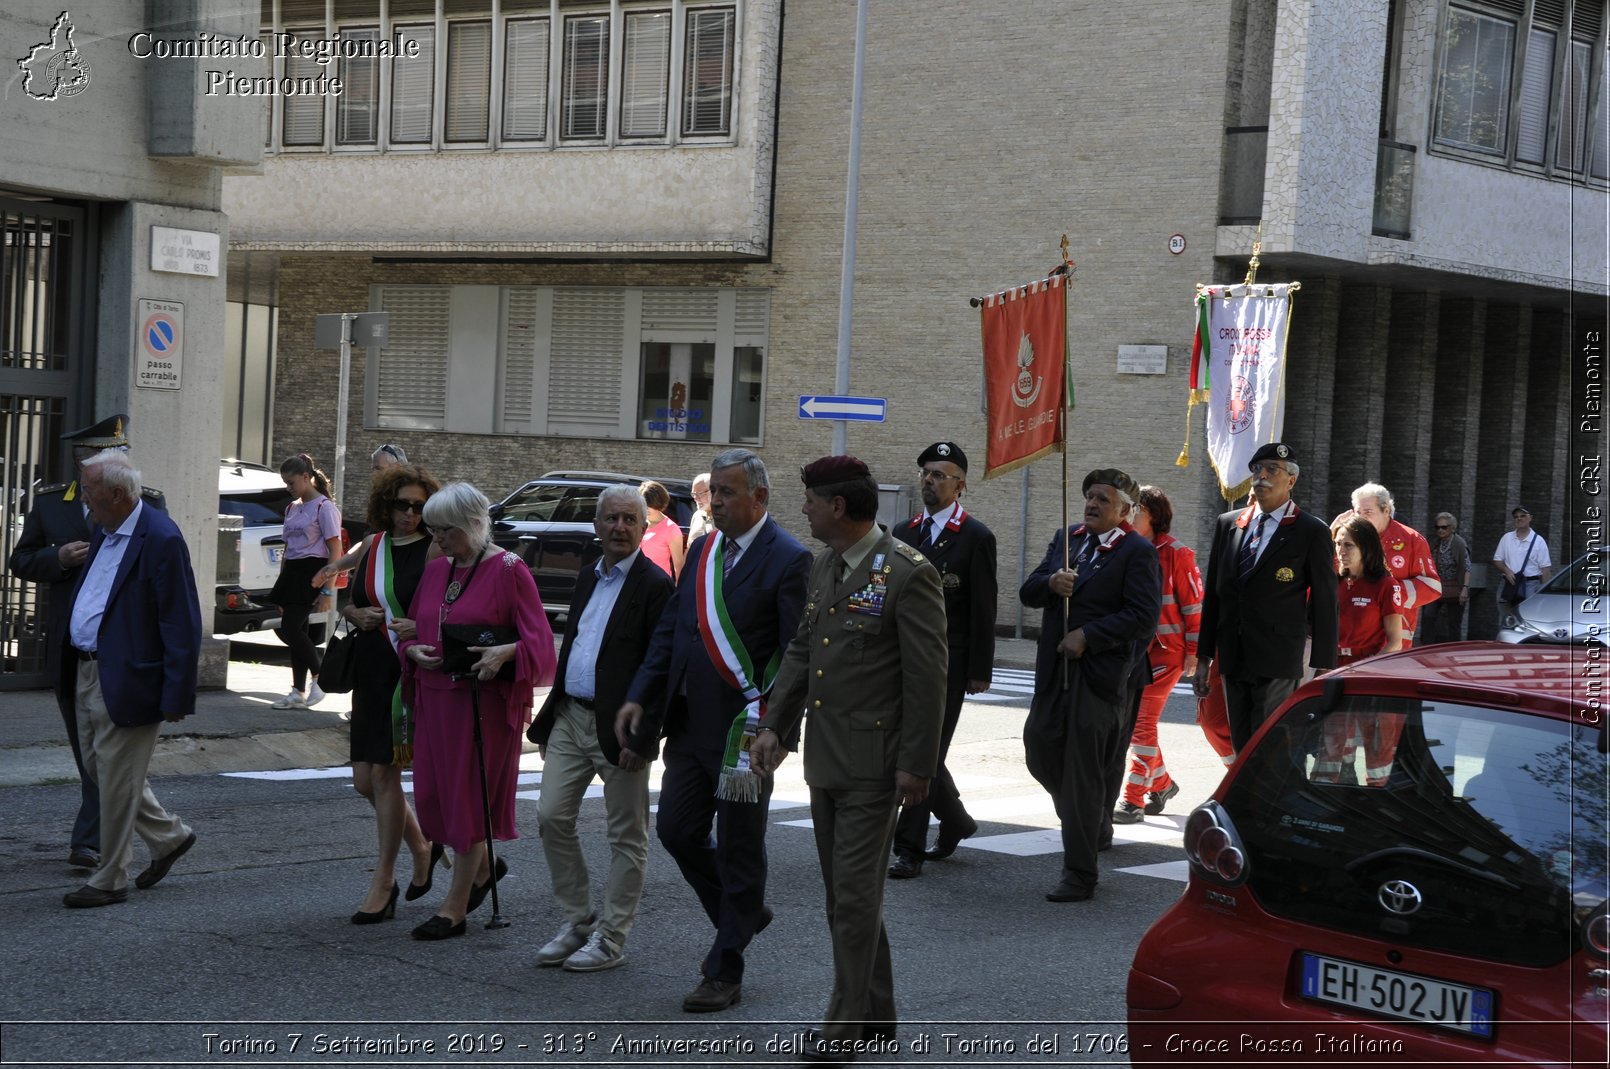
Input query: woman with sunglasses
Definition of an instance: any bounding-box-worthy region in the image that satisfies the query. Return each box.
[315,464,445,923]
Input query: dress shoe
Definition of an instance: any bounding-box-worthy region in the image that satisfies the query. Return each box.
[887,854,923,879]
[67,847,99,869]
[465,856,508,914]
[135,831,195,889]
[351,883,399,925]
[405,842,449,902]
[800,1030,861,1065]
[412,914,467,940]
[1145,781,1181,815]
[756,905,775,934]
[64,884,128,908]
[1046,881,1095,902]
[1112,801,1146,825]
[925,815,979,860]
[681,977,742,1013]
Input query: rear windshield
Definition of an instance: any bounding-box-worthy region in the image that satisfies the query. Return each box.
[1226,695,1605,967]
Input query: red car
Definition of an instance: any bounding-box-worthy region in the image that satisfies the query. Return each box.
[1128,642,1609,1066]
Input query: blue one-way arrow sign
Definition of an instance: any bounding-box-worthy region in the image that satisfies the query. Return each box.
[798,395,887,422]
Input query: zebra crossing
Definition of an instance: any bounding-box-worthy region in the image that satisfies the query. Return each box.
[970,666,1194,704]
[223,757,1191,883]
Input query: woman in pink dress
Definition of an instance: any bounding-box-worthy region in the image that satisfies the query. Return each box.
[400,482,556,940]
[638,480,686,580]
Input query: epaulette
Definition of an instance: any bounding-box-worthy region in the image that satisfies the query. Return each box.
[35,482,68,495]
[141,486,164,500]
[893,541,925,564]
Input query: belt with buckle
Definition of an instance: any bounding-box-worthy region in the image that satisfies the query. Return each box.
[73,647,97,661]
[571,696,596,711]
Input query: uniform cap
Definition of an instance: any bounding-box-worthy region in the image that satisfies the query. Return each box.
[62,414,129,449]
[801,455,871,489]
[917,441,968,472]
[1247,442,1295,470]
[1082,468,1139,500]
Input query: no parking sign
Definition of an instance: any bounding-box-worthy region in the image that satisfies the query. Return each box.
[136,298,183,390]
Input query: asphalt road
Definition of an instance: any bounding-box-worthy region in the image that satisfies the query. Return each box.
[0,651,1224,1069]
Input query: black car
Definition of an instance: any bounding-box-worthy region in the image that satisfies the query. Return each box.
[490,471,696,616]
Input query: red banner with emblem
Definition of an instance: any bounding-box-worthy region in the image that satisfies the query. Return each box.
[979,273,1068,478]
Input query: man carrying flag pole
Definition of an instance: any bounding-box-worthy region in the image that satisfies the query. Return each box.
[617,449,811,1015]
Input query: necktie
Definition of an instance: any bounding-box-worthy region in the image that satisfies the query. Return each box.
[919,517,934,547]
[1237,513,1269,584]
[723,538,740,578]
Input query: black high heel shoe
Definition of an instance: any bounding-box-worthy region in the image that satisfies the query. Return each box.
[465,857,509,914]
[411,914,466,940]
[405,842,449,902]
[351,882,398,925]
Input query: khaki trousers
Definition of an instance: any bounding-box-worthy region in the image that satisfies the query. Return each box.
[74,661,190,892]
[537,696,650,945]
[810,785,900,1043]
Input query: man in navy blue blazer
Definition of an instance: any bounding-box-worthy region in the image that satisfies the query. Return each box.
[1020,469,1160,904]
[617,448,811,1013]
[58,451,198,908]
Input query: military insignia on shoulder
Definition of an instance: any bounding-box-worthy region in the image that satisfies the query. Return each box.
[36,482,67,495]
[141,486,163,500]
[1275,567,1295,582]
[893,542,924,563]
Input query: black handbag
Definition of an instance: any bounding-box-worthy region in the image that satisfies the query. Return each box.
[440,623,519,679]
[319,621,359,694]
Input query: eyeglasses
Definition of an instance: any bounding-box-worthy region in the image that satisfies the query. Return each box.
[1250,461,1289,476]
[376,444,405,460]
[918,469,961,483]
[1434,524,1451,530]
[392,499,426,514]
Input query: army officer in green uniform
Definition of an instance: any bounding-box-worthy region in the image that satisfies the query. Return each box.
[752,455,947,1061]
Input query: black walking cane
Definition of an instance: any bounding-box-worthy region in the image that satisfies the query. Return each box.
[463,673,510,930]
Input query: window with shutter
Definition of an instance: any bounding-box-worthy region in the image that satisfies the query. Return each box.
[337,26,381,145]
[446,21,492,143]
[561,15,609,140]
[282,30,326,146]
[621,11,671,139]
[682,7,734,137]
[502,288,545,434]
[503,18,550,141]
[734,289,770,344]
[373,287,451,430]
[1434,7,1516,154]
[262,34,273,146]
[1556,39,1592,170]
[391,24,436,144]
[1516,27,1556,163]
[549,288,625,433]
[1593,47,1609,178]
[641,288,719,336]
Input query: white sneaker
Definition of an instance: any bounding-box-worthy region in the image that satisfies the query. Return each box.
[271,690,307,709]
[305,681,326,708]
[562,931,625,972]
[536,916,595,967]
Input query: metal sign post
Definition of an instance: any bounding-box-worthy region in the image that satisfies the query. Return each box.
[314,311,390,510]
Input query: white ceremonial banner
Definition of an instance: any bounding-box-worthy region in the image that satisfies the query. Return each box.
[1203,284,1294,500]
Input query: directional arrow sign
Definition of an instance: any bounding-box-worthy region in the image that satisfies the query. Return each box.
[798,395,887,422]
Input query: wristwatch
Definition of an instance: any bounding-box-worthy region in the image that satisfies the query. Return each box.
[319,588,334,596]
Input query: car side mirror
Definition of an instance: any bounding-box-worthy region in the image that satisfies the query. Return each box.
[488,502,505,519]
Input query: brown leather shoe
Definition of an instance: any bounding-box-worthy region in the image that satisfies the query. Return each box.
[63,884,129,908]
[135,831,195,889]
[681,978,742,1013]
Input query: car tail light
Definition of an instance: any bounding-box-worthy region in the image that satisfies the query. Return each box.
[1183,800,1250,886]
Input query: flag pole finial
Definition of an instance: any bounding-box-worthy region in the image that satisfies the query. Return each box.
[1243,222,1263,288]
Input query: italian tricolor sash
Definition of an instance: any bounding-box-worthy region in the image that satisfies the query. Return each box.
[361,533,413,766]
[696,532,779,803]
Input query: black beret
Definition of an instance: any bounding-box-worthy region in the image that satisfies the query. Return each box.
[1247,442,1295,470]
[62,413,130,448]
[1082,468,1139,499]
[801,455,871,489]
[917,441,968,472]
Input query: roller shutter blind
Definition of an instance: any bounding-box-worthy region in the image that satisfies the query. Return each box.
[682,7,734,136]
[375,287,451,429]
[561,15,609,139]
[282,30,326,146]
[446,21,492,142]
[548,288,624,433]
[503,18,550,141]
[620,11,670,138]
[641,288,718,336]
[502,288,542,433]
[391,24,436,144]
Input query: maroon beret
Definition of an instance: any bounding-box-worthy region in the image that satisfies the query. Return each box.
[801,455,871,489]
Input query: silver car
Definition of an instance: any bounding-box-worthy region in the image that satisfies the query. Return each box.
[1496,549,1605,644]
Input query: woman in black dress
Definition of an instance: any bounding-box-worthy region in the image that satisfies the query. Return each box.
[316,464,444,923]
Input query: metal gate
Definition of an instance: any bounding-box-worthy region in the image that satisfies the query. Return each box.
[1,198,96,689]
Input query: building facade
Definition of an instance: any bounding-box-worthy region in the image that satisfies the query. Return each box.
[2,1,262,687]
[224,0,1608,638]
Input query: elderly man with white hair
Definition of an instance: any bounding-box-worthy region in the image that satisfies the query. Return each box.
[1343,483,1441,646]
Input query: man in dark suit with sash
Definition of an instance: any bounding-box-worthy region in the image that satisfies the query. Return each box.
[9,414,166,872]
[618,448,811,1013]
[887,441,996,879]
[528,485,674,972]
[1020,468,1160,904]
[1194,442,1339,754]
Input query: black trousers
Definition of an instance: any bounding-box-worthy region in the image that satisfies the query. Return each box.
[655,738,774,983]
[1223,674,1299,753]
[892,657,970,858]
[1023,664,1128,891]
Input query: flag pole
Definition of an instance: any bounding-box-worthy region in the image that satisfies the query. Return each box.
[1057,235,1074,692]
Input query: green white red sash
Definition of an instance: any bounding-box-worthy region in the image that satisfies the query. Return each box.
[361,533,412,766]
[696,532,779,803]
